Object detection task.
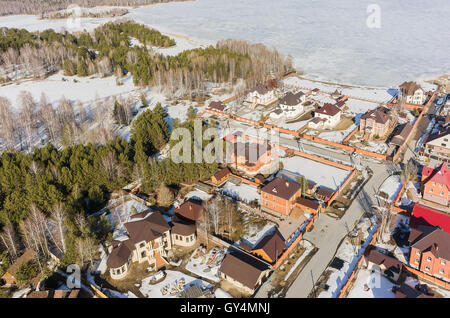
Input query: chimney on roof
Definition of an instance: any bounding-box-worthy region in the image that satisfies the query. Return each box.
[285,182,289,187]
[189,204,192,210]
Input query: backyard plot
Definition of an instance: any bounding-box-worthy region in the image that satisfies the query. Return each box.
[347,269,395,298]
[279,156,351,190]
[185,246,226,283]
[220,181,260,204]
[379,175,403,203]
[139,270,213,298]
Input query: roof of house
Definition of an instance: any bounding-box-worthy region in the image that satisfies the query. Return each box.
[106,240,133,269]
[179,284,212,298]
[395,283,433,298]
[400,81,422,96]
[409,226,450,260]
[252,230,286,262]
[296,197,320,210]
[171,215,196,236]
[174,200,204,221]
[232,142,271,164]
[219,249,270,290]
[310,117,325,124]
[315,103,341,117]
[254,174,265,183]
[250,84,272,95]
[424,126,450,144]
[209,101,225,111]
[366,249,403,273]
[279,92,304,106]
[3,249,37,277]
[316,187,335,199]
[261,177,301,200]
[125,212,171,244]
[422,162,450,189]
[213,167,231,181]
[390,122,413,146]
[331,89,341,96]
[361,107,391,124]
[27,289,90,298]
[410,204,450,233]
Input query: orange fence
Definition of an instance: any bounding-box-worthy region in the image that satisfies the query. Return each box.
[403,266,450,290]
[343,126,359,143]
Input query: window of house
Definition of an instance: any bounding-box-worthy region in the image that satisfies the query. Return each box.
[416,250,420,256]
[441,260,446,266]
[425,266,430,271]
[440,269,444,274]
[441,192,444,196]
[140,242,145,248]
[415,259,419,264]
[427,256,432,262]
[141,251,146,258]
[186,237,189,242]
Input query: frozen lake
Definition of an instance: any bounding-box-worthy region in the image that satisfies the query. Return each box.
[126,0,450,86]
[0,0,448,86]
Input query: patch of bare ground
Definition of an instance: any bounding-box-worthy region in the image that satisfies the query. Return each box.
[309,269,334,298]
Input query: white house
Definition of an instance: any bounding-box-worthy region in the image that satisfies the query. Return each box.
[246,84,277,108]
[269,91,306,121]
[399,81,427,105]
[309,103,341,129]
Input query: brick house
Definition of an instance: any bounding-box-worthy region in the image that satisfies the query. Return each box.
[295,197,321,214]
[230,142,272,174]
[408,226,450,282]
[260,177,301,215]
[421,163,449,207]
[359,107,392,139]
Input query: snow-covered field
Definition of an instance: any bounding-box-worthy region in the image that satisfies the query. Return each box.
[279,156,351,190]
[184,189,213,202]
[1,1,448,87]
[347,269,395,298]
[139,270,213,298]
[220,181,260,203]
[378,174,403,202]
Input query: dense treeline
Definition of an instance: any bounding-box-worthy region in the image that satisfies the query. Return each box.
[0,104,218,271]
[0,0,189,16]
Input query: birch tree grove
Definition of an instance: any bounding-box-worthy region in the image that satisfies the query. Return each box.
[49,202,68,254]
[0,222,20,261]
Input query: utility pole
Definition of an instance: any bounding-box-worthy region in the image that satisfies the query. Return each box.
[310,270,316,298]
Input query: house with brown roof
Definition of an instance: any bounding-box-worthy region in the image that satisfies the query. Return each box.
[208,101,226,112]
[310,103,341,129]
[27,289,91,298]
[171,215,196,247]
[1,249,37,287]
[250,230,286,264]
[261,177,301,216]
[365,249,403,282]
[389,122,413,147]
[174,200,204,222]
[219,248,271,295]
[230,141,272,174]
[400,81,426,105]
[269,91,306,121]
[315,187,335,204]
[106,211,174,280]
[394,283,434,298]
[295,197,321,214]
[359,106,392,139]
[420,127,450,163]
[211,167,231,185]
[246,84,277,108]
[408,226,450,282]
[421,162,450,206]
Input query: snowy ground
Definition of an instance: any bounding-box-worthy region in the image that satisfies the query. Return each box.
[378,174,403,202]
[284,240,314,281]
[347,269,395,298]
[279,155,351,190]
[184,189,213,202]
[214,288,233,298]
[220,181,260,204]
[240,222,276,247]
[139,270,213,298]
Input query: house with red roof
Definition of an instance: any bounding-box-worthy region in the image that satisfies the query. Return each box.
[261,177,301,216]
[421,163,450,206]
[410,203,450,234]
